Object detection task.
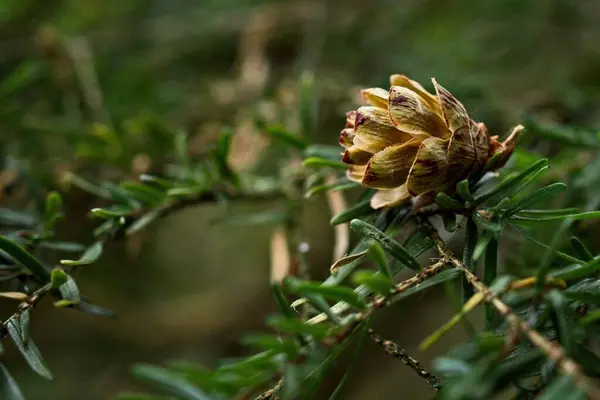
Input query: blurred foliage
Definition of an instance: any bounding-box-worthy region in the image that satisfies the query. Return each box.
[3,0,600,399]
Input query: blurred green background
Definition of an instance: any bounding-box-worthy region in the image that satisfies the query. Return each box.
[2,0,600,399]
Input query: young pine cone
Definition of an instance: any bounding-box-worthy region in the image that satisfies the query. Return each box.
[340,74,522,209]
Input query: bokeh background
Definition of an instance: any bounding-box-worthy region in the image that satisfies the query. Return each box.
[2,0,600,399]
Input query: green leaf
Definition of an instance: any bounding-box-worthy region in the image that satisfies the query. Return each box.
[126,208,164,235]
[300,324,363,399]
[0,209,36,227]
[324,210,409,286]
[421,291,485,350]
[50,268,68,289]
[550,257,600,281]
[570,237,593,262]
[475,158,548,205]
[457,180,474,202]
[388,268,461,305]
[0,236,49,282]
[65,173,111,200]
[472,212,502,235]
[45,192,63,215]
[139,175,177,190]
[0,363,25,400]
[119,182,165,206]
[463,217,478,300]
[403,226,434,257]
[484,151,504,171]
[266,316,333,339]
[214,129,232,163]
[303,145,343,161]
[0,61,41,98]
[58,275,81,302]
[564,279,600,304]
[283,277,365,310]
[496,349,545,392]
[330,198,373,225]
[435,192,462,209]
[580,309,600,326]
[131,364,213,400]
[546,290,575,355]
[266,124,309,149]
[536,376,585,400]
[517,208,579,217]
[484,239,498,326]
[509,223,583,264]
[473,230,493,263]
[91,206,135,219]
[510,211,600,222]
[350,219,420,270]
[433,357,472,377]
[74,300,115,318]
[302,157,347,170]
[524,118,600,148]
[174,131,190,166]
[44,191,63,228]
[54,300,78,308]
[328,326,368,400]
[6,317,53,380]
[271,283,295,319]
[442,213,457,233]
[299,70,317,137]
[368,242,391,277]
[19,310,30,345]
[216,350,279,374]
[60,241,103,266]
[39,241,86,253]
[241,334,299,359]
[166,361,234,396]
[503,183,567,217]
[309,293,341,322]
[305,179,360,199]
[351,270,394,295]
[330,250,368,273]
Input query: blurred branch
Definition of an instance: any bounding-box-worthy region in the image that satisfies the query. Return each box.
[65,36,111,125]
[325,175,349,262]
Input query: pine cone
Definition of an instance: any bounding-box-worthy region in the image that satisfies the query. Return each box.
[340,74,522,208]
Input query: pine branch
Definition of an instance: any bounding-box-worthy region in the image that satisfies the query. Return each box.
[254,259,449,399]
[432,231,600,399]
[368,329,440,390]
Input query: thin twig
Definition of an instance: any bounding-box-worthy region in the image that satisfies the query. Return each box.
[0,283,52,340]
[433,232,600,399]
[368,329,440,390]
[253,378,283,400]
